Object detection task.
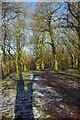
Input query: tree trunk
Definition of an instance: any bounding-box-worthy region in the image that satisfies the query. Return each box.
[36,59,40,71]
[77,33,80,71]
[77,2,80,71]
[2,3,7,62]
[48,19,58,71]
[70,54,74,69]
[16,34,22,76]
[41,33,44,70]
[16,51,18,74]
[23,64,27,72]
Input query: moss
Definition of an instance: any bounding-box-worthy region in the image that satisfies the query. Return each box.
[36,64,40,70]
[54,60,58,71]
[36,60,40,70]
[41,61,44,70]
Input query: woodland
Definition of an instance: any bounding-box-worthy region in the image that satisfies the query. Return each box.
[1,2,80,120]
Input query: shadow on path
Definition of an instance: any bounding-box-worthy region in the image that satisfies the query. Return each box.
[14,74,35,120]
[31,70,79,119]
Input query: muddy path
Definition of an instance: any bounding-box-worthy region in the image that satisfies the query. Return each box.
[33,70,80,119]
[1,70,80,120]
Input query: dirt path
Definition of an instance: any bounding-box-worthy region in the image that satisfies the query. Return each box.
[2,70,80,120]
[32,70,80,119]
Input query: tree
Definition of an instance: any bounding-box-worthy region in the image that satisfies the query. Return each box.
[58,2,80,70]
[2,2,28,77]
[32,2,63,71]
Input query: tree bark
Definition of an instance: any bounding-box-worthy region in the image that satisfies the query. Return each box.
[2,3,7,62]
[48,18,58,71]
[16,33,22,76]
[77,2,80,70]
[41,33,44,70]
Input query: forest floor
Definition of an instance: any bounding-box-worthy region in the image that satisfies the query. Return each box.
[1,70,80,120]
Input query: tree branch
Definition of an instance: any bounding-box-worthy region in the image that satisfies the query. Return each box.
[50,3,63,15]
[57,17,77,30]
[66,2,77,20]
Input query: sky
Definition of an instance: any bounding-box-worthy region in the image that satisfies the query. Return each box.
[0,1,78,55]
[0,1,64,55]
[1,0,79,2]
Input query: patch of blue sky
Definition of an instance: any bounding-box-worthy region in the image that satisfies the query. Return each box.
[6,0,38,2]
[4,0,79,2]
[53,2,68,19]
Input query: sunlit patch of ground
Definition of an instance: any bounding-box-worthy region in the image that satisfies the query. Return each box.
[2,79,16,120]
[32,71,80,119]
[1,70,80,120]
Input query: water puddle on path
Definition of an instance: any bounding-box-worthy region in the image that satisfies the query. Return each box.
[2,74,67,120]
[32,77,64,119]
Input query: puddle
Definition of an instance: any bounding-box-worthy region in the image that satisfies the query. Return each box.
[33,83,44,92]
[43,92,51,97]
[33,82,63,101]
[26,74,39,81]
[34,77,39,81]
[52,97,63,102]
[43,97,62,104]
[2,73,79,120]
